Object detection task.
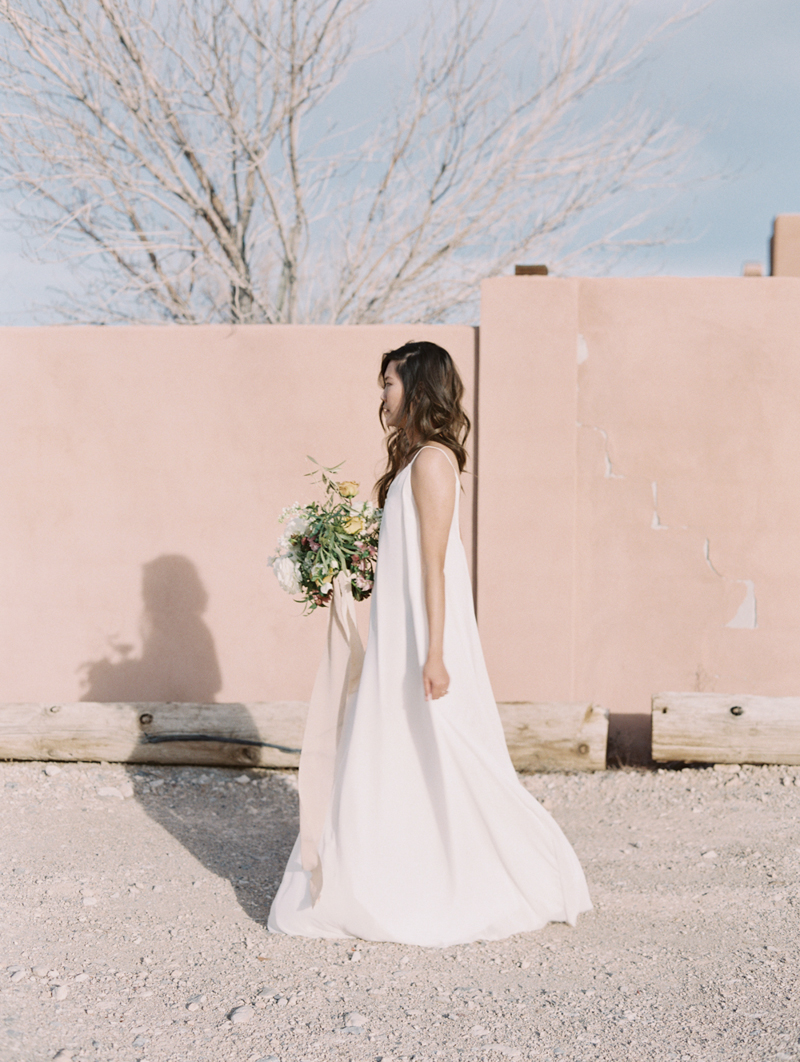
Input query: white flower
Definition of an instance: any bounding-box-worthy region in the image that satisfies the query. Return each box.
[311,558,338,582]
[320,581,332,595]
[284,513,310,538]
[278,502,301,522]
[278,530,305,554]
[272,555,302,595]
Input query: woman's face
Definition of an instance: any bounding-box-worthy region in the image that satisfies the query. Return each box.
[381,361,404,428]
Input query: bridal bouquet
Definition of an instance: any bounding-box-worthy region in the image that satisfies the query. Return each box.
[269,461,382,611]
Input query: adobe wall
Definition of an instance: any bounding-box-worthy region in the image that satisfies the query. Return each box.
[0,325,477,703]
[478,276,800,717]
[3,277,799,719]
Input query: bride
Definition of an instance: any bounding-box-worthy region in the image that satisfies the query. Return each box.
[268,340,591,946]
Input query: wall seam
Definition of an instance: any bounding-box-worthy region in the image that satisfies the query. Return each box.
[471,324,480,614]
[569,282,580,701]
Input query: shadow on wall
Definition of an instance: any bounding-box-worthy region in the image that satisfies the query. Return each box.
[81,554,295,922]
[80,554,222,703]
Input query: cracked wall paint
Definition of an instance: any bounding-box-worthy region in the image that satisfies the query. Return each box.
[577,334,589,365]
[703,539,758,629]
[727,580,757,629]
[578,423,624,479]
[650,481,668,530]
[703,538,722,577]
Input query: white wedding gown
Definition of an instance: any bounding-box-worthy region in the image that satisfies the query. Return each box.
[268,447,591,946]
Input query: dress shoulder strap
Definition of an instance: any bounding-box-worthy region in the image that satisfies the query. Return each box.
[411,444,460,484]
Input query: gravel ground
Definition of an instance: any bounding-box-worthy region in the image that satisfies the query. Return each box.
[2,759,799,1062]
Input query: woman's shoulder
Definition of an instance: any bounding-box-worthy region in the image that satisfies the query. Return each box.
[410,443,459,482]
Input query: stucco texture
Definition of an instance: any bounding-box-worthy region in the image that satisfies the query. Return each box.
[4,277,800,718]
[0,325,476,703]
[478,276,800,716]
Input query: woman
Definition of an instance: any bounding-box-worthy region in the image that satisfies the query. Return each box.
[268,341,591,946]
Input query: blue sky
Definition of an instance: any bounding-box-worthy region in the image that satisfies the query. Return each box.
[625,0,800,276]
[0,0,797,322]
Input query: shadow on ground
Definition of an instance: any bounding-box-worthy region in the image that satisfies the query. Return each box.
[79,552,297,925]
[125,764,298,927]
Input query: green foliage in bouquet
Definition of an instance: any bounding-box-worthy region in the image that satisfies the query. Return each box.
[269,459,382,611]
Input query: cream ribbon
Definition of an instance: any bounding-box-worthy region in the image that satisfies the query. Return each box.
[298,571,364,904]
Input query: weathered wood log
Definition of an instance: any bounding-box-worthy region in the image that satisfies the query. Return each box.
[498,702,608,772]
[0,702,306,769]
[0,699,608,771]
[652,692,800,765]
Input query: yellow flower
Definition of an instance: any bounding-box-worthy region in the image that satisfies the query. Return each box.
[337,480,359,498]
[344,515,365,535]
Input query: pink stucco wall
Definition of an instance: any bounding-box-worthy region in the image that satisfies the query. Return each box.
[0,325,476,703]
[478,276,800,716]
[3,277,799,719]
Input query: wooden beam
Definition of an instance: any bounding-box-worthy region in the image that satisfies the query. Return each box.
[0,702,306,769]
[498,702,608,772]
[652,692,800,765]
[0,700,608,772]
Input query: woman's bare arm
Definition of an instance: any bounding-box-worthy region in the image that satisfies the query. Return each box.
[410,447,457,700]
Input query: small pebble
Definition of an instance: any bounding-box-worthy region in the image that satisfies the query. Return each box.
[97,786,124,800]
[52,985,69,1001]
[53,1051,73,1061]
[119,782,134,798]
[702,850,718,859]
[44,764,62,777]
[33,965,49,977]
[10,969,27,982]
[229,1004,254,1024]
[345,1011,367,1027]
[235,774,251,784]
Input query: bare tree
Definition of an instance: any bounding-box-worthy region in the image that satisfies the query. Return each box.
[0,0,706,324]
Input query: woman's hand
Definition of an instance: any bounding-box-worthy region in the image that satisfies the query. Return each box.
[423,654,450,700]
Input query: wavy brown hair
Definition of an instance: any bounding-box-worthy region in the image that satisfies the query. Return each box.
[375,341,471,507]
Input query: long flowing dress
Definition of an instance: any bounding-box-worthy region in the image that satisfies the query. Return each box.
[268,446,591,946]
